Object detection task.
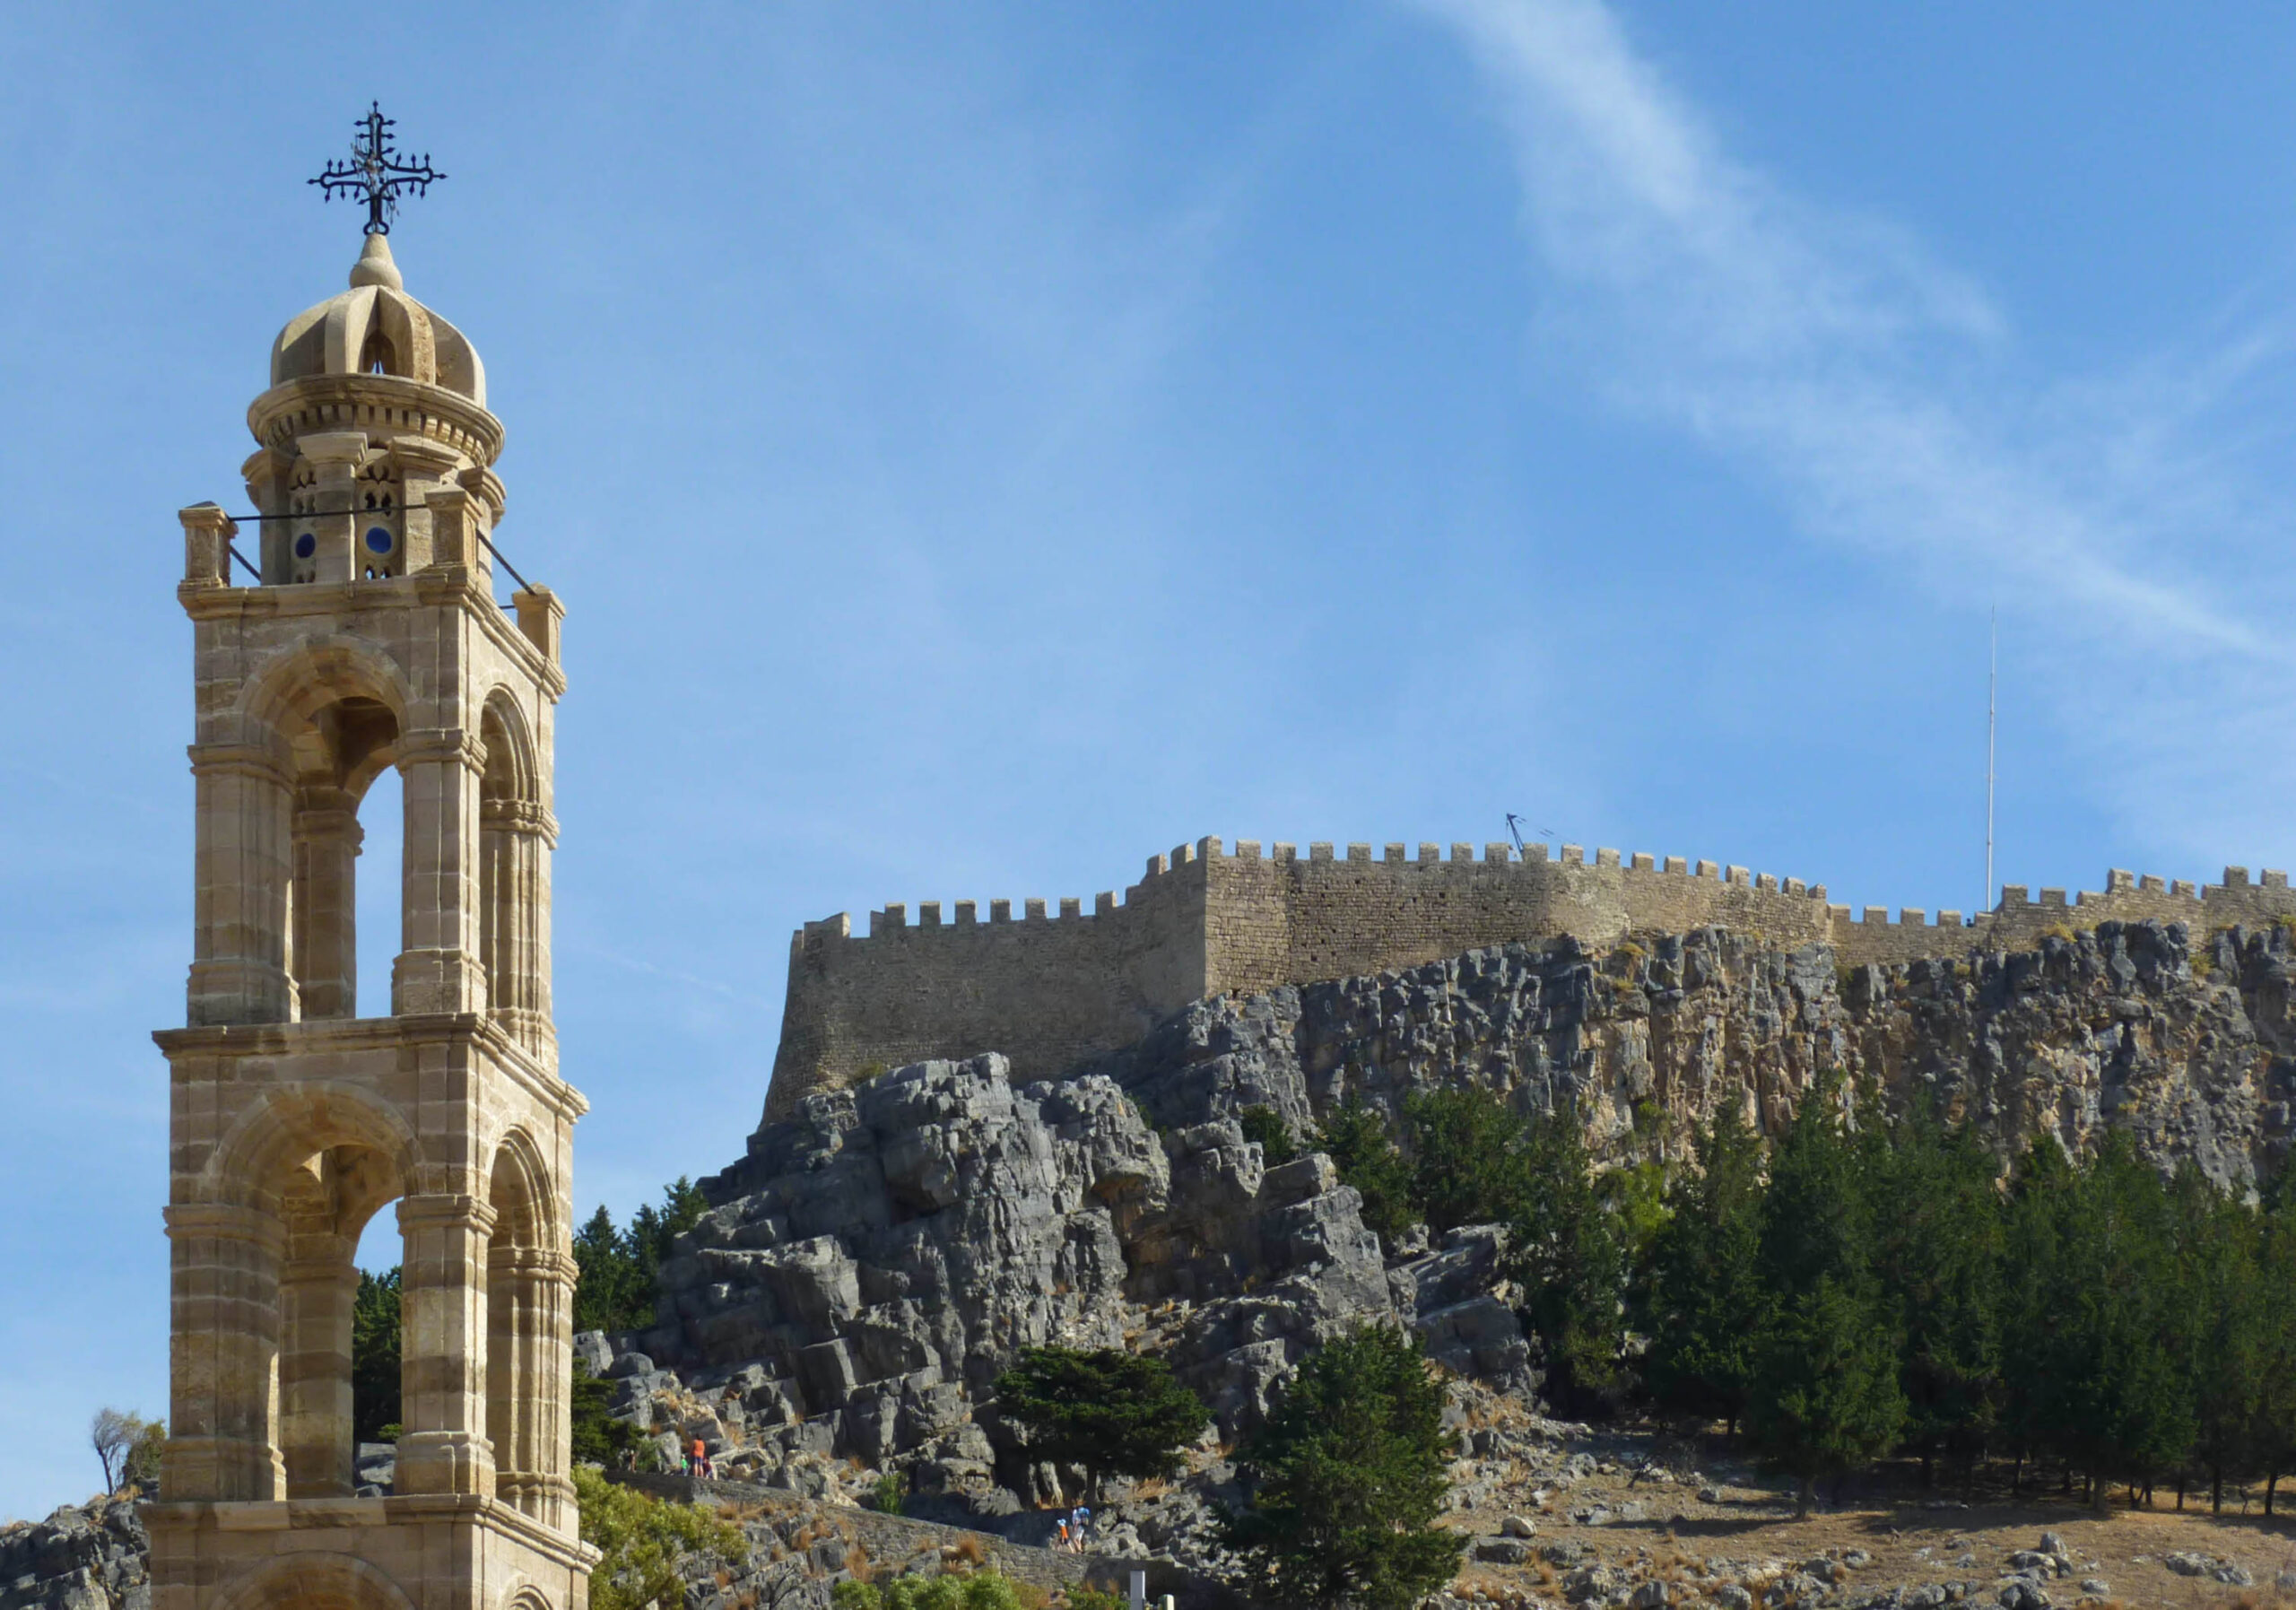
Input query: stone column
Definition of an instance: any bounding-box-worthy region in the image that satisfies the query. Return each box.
[278,1227,358,1497]
[291,788,362,1020]
[395,1192,497,1496]
[178,505,234,590]
[187,744,296,1026]
[387,434,465,573]
[161,1203,286,1501]
[487,1245,574,1524]
[394,729,489,1017]
[299,431,367,586]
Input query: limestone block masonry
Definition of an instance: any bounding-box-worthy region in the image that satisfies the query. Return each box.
[150,233,594,1610]
[767,835,2296,1119]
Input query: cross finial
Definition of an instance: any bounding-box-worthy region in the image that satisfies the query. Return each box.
[308,102,445,237]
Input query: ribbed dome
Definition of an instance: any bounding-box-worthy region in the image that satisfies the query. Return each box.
[268,235,486,405]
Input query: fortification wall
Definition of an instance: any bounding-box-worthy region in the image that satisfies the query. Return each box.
[762,848,1213,1121]
[765,834,2296,1119]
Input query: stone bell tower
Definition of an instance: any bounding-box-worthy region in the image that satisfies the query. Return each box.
[148,139,592,1610]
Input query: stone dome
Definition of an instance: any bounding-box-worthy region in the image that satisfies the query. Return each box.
[268,235,486,405]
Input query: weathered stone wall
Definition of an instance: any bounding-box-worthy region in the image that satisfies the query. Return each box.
[766,833,2296,1118]
[766,854,1212,1120]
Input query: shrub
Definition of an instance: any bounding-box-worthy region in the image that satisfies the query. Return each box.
[1314,1102,1418,1242]
[573,1464,747,1610]
[870,1469,905,1515]
[1239,1105,1300,1167]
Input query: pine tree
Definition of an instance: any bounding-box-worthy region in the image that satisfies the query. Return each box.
[1509,1104,1629,1416]
[1406,1088,1526,1233]
[992,1346,1211,1501]
[1642,1104,1766,1433]
[1869,1102,2002,1485]
[1997,1138,2078,1489]
[1223,1327,1462,1610]
[2174,1167,2262,1511]
[2050,1135,2194,1506]
[1745,1075,1903,1515]
[571,1178,715,1336]
[351,1266,403,1442]
[2249,1180,2296,1513]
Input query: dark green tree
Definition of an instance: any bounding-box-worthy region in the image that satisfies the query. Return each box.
[1869,1103,2002,1484]
[1508,1105,1630,1416]
[2250,1180,2296,1514]
[1641,1104,1766,1432]
[1745,1076,1903,1515]
[570,1360,648,1468]
[2174,1167,2262,1511]
[992,1346,1210,1501]
[1223,1326,1462,1610]
[1996,1138,2078,1489]
[351,1266,403,1443]
[572,1179,714,1336]
[1747,1275,1907,1518]
[1314,1101,1419,1242]
[1405,1088,1524,1234]
[2050,1135,2195,1506]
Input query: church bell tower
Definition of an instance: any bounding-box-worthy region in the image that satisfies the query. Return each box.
[149,109,592,1610]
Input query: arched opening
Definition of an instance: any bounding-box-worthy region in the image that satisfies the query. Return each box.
[279,1143,404,1497]
[170,1087,415,1503]
[479,693,549,1049]
[289,694,401,1022]
[351,766,402,1018]
[485,1133,566,1524]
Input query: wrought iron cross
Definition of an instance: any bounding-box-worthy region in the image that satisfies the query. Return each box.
[308,102,445,236]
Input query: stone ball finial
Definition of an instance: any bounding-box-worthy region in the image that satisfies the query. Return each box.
[348,233,404,292]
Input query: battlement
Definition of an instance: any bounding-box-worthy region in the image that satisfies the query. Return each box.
[762,834,2296,1119]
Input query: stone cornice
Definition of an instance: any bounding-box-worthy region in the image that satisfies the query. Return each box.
[177,577,567,701]
[142,1494,598,1567]
[153,1014,586,1122]
[248,374,505,470]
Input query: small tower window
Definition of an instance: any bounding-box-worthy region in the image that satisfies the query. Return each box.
[294,533,317,560]
[364,527,394,555]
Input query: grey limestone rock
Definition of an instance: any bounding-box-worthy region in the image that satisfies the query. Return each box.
[0,1494,148,1610]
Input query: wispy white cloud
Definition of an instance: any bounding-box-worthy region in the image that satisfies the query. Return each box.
[1411,0,2296,861]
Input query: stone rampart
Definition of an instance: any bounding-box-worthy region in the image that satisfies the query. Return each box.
[764,835,2296,1119]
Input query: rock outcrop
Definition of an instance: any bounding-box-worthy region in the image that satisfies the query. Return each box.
[1,1494,147,1610]
[1095,918,2296,1190]
[605,1055,1527,1502]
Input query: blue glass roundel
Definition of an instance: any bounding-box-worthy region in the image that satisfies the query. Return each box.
[365,527,394,554]
[293,532,316,560]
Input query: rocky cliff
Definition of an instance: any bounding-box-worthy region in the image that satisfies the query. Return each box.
[603,916,2296,1510]
[1095,917,2296,1191]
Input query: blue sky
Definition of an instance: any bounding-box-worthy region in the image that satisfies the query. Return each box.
[5,1,2296,1519]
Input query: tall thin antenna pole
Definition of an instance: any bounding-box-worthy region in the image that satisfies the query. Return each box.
[1986,608,1996,913]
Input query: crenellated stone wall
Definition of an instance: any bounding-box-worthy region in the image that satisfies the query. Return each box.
[762,834,2296,1119]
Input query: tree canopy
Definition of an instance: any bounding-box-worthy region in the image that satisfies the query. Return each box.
[992,1345,1210,1501]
